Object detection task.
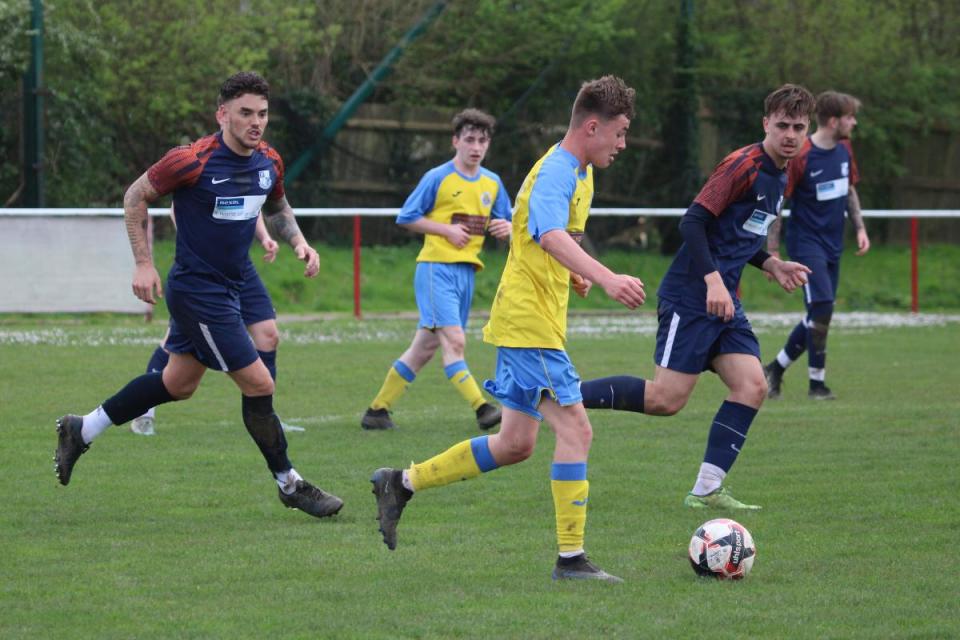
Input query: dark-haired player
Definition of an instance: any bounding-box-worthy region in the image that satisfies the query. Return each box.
[764,91,870,400]
[360,108,512,432]
[579,84,816,511]
[54,72,342,518]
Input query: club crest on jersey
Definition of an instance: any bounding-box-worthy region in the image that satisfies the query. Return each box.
[482,192,492,207]
[259,170,272,190]
[841,162,849,177]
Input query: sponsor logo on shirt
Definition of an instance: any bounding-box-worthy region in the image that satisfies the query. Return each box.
[742,209,777,236]
[212,195,267,221]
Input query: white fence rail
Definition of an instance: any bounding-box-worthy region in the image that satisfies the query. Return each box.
[1,208,957,314]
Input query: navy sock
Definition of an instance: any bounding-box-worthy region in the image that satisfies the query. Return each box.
[784,320,807,361]
[242,394,291,474]
[702,401,758,472]
[146,346,169,374]
[807,301,833,372]
[102,372,176,425]
[257,350,277,382]
[580,376,646,412]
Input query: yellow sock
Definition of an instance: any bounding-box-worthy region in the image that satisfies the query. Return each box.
[409,436,499,491]
[444,360,485,410]
[551,462,589,553]
[371,360,415,410]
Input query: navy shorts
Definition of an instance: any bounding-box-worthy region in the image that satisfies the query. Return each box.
[239,265,276,325]
[164,285,259,372]
[483,347,582,421]
[653,299,760,374]
[794,253,840,305]
[414,262,475,329]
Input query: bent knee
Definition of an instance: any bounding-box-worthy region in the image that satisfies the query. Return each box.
[647,395,687,416]
[166,381,199,400]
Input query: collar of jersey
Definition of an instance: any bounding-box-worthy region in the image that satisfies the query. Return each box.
[445,160,484,183]
[551,144,588,180]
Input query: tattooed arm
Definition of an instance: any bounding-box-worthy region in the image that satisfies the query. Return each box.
[123,172,164,303]
[766,216,782,257]
[262,196,319,277]
[847,185,870,256]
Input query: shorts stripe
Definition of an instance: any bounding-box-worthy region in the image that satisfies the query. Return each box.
[803,282,811,304]
[659,312,681,367]
[199,322,229,371]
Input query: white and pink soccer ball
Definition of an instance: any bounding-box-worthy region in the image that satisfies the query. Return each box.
[688,518,756,580]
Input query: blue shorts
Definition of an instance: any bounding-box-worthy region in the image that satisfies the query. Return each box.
[414,262,475,329]
[164,285,259,372]
[794,253,840,305]
[483,347,582,421]
[653,299,760,374]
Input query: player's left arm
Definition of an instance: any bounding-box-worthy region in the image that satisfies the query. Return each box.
[847,185,870,256]
[262,196,318,278]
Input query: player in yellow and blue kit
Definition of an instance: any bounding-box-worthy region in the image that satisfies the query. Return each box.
[361,109,512,431]
[371,77,646,583]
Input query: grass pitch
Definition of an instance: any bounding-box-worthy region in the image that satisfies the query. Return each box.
[1,315,957,639]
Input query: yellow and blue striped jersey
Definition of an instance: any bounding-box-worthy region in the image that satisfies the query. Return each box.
[483,144,593,349]
[397,160,511,270]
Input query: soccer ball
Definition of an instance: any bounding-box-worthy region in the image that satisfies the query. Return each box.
[688,518,756,580]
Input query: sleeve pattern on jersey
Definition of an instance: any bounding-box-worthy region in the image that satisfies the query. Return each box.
[785,142,810,199]
[147,147,203,195]
[260,143,286,200]
[693,146,761,216]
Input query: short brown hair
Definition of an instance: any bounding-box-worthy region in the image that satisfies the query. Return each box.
[572,75,636,125]
[763,84,816,119]
[816,91,861,125]
[219,71,270,105]
[452,109,496,137]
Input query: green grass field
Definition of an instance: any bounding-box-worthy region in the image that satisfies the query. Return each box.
[1,315,958,639]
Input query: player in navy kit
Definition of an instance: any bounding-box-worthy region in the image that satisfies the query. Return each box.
[763,91,870,400]
[578,84,816,510]
[53,72,342,518]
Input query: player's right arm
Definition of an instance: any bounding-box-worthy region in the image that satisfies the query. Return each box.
[396,169,470,248]
[540,230,645,309]
[123,172,163,304]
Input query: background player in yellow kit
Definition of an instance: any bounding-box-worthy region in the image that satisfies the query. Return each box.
[361,109,512,431]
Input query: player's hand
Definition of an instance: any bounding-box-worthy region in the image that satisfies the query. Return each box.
[132,263,163,304]
[599,273,645,309]
[763,249,780,282]
[571,272,592,298]
[855,229,871,256]
[446,223,471,249]
[294,243,320,278]
[704,272,734,322]
[486,218,511,240]
[260,237,279,263]
[769,259,811,293]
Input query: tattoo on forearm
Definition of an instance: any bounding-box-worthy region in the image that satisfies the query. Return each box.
[264,197,305,246]
[767,218,781,250]
[848,187,865,232]
[123,177,154,264]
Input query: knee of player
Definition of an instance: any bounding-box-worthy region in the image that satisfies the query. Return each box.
[256,330,280,352]
[443,336,466,358]
[648,393,686,416]
[166,379,199,400]
[498,436,535,464]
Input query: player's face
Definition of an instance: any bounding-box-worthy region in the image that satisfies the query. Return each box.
[452,126,491,171]
[836,112,857,139]
[219,93,269,155]
[587,114,630,169]
[763,111,809,165]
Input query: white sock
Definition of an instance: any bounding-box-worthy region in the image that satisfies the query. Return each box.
[558,549,584,559]
[401,469,415,492]
[81,406,113,444]
[276,467,303,493]
[808,367,826,382]
[776,349,794,369]
[691,462,726,496]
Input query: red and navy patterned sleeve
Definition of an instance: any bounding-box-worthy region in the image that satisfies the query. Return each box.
[146,135,217,196]
[785,139,811,198]
[693,145,762,216]
[261,144,286,201]
[840,139,860,187]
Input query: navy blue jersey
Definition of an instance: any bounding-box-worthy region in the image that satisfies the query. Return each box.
[785,138,860,259]
[146,132,285,292]
[659,143,786,306]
